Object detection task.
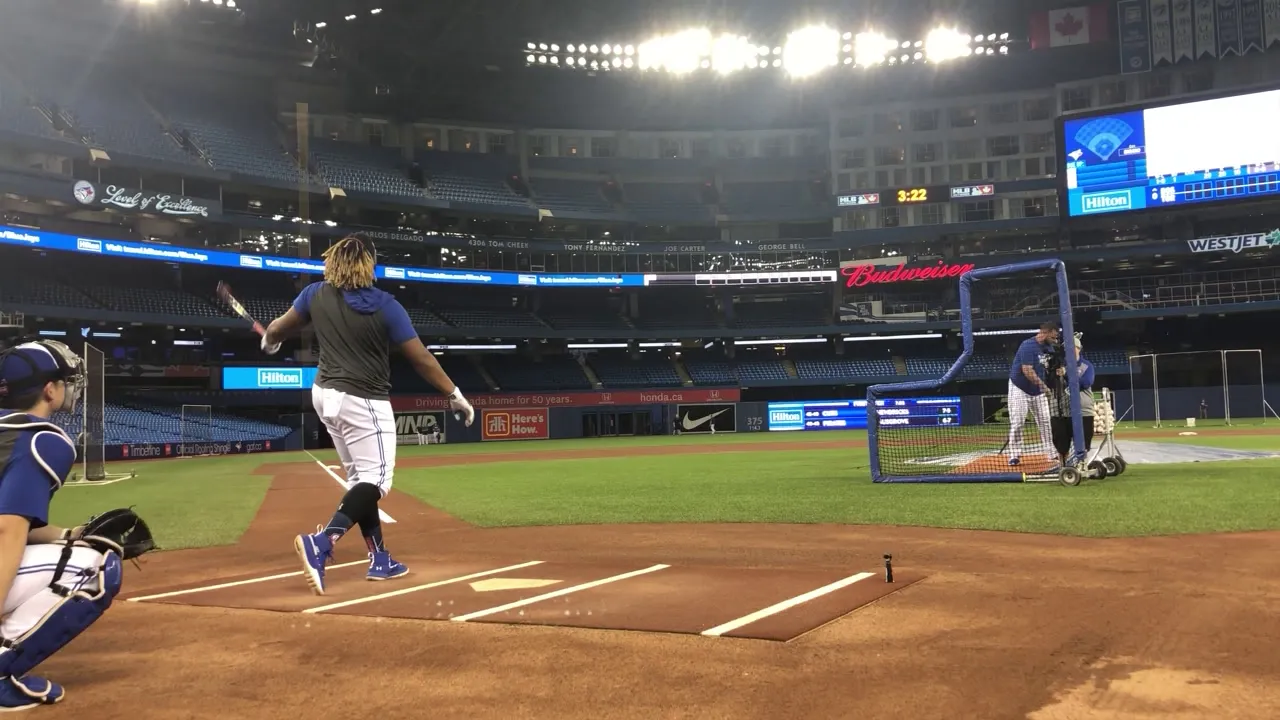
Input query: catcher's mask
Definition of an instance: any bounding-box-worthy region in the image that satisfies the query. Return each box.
[0,339,86,413]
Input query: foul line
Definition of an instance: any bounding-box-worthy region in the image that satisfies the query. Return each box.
[700,571,878,637]
[126,560,369,603]
[304,450,395,524]
[451,564,670,622]
[304,560,546,614]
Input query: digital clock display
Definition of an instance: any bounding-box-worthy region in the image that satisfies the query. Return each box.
[895,188,931,203]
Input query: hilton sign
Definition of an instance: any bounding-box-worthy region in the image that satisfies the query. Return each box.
[841,260,975,288]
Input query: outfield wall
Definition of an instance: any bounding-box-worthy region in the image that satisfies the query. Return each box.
[100,383,1279,459]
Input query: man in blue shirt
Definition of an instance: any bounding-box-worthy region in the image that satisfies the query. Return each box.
[261,234,475,595]
[1006,323,1060,470]
[0,340,123,710]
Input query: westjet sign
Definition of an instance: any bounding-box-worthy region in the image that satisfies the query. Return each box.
[1186,229,1280,255]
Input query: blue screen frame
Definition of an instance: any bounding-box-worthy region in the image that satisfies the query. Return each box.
[1058,82,1280,220]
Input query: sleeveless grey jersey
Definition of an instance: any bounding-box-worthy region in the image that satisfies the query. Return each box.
[309,284,395,400]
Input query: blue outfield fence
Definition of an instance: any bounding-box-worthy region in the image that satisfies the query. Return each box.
[865,259,1086,483]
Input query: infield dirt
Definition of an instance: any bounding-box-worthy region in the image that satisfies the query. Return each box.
[37,440,1280,720]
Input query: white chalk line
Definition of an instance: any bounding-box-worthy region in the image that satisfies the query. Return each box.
[304,560,546,614]
[451,564,670,623]
[126,559,369,603]
[304,449,395,524]
[700,571,878,637]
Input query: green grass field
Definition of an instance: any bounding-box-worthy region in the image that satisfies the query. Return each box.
[48,426,1280,549]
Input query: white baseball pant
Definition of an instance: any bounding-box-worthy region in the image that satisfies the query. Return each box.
[1006,380,1055,462]
[2,544,109,641]
[313,385,396,497]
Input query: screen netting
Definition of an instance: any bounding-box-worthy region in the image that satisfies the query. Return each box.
[180,404,214,457]
[1128,349,1268,426]
[868,261,1085,483]
[80,342,106,481]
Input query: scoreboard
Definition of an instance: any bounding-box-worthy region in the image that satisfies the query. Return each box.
[1062,85,1280,218]
[766,397,961,432]
[837,184,994,208]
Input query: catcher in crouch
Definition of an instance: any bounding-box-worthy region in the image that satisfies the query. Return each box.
[261,233,475,595]
[0,340,153,711]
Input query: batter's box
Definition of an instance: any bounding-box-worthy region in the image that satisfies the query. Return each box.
[321,562,925,642]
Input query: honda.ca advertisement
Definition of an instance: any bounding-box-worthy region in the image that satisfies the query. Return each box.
[394,411,446,440]
[481,408,550,441]
[72,180,221,218]
[675,403,737,434]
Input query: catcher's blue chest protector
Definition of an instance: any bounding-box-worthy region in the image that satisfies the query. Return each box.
[0,414,120,682]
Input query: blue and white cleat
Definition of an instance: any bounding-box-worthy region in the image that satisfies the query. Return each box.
[294,530,333,595]
[0,675,64,710]
[1007,456,1021,467]
[366,551,409,581]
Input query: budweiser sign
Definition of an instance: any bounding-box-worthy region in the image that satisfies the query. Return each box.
[841,261,975,288]
[72,181,217,218]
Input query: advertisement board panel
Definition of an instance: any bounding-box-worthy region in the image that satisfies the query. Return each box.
[481,408,551,441]
[675,403,737,434]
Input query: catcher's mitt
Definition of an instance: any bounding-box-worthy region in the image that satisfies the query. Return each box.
[79,507,157,560]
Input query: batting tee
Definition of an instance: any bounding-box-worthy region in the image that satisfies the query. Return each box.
[866,259,1086,483]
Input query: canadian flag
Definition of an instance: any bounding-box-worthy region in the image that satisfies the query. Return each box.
[1028,4,1111,49]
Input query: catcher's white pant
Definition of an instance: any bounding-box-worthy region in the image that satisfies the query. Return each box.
[1007,380,1055,461]
[313,385,396,497]
[2,544,107,641]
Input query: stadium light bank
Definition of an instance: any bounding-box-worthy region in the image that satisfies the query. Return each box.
[522,26,1011,77]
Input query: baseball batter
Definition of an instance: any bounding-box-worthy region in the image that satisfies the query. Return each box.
[262,234,475,595]
[0,340,122,710]
[1006,323,1059,469]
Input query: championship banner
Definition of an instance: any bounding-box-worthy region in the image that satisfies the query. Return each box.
[1119,0,1154,73]
[72,180,220,219]
[1266,0,1280,48]
[394,411,446,445]
[1194,0,1218,57]
[392,387,739,412]
[1172,0,1195,61]
[675,403,737,434]
[481,408,550,441]
[1215,0,1243,56]
[1240,0,1265,53]
[1150,0,1173,64]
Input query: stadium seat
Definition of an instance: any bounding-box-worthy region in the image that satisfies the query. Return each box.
[52,402,292,446]
[416,152,532,208]
[312,139,425,198]
[588,357,683,388]
[529,178,616,214]
[154,90,314,184]
[623,182,712,223]
[484,355,592,391]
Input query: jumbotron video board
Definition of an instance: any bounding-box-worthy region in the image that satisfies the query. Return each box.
[1060,85,1280,218]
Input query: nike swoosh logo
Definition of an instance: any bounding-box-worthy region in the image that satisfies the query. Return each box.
[682,409,729,431]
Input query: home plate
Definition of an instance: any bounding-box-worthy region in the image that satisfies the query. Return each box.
[470,578,562,592]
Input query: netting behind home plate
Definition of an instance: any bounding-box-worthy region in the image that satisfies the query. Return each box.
[866,260,1086,483]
